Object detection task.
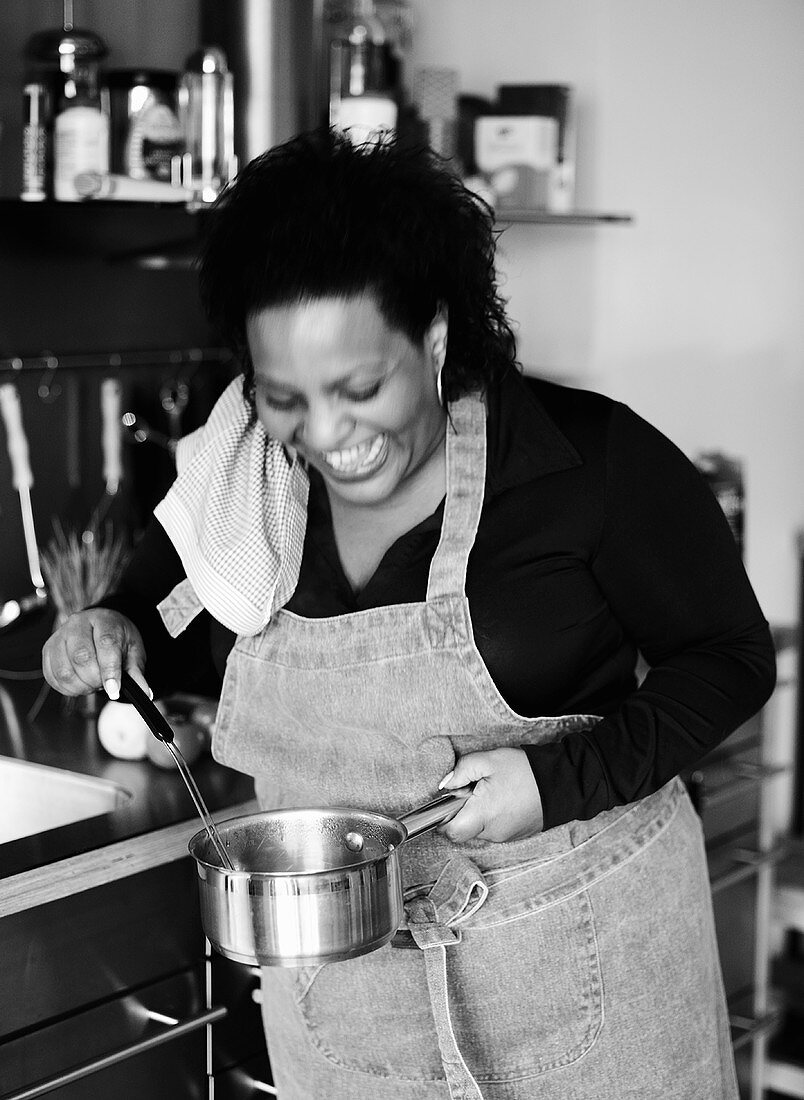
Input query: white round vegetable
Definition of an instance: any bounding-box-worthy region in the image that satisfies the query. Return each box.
[96,700,150,760]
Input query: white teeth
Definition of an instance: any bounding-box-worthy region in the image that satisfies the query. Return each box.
[321,434,386,474]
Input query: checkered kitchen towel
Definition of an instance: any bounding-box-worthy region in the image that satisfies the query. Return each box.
[153,376,309,637]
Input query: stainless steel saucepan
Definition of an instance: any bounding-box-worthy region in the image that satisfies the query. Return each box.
[187,790,469,967]
[117,672,469,968]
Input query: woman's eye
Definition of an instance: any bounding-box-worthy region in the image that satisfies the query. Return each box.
[345,381,382,403]
[261,393,302,412]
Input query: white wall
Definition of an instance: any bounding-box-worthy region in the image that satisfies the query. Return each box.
[408,0,804,625]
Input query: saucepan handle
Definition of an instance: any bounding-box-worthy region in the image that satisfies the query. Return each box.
[399,787,472,841]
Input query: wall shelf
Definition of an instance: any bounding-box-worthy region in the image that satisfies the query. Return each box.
[0,199,203,262]
[495,209,634,225]
[0,198,634,270]
[0,198,634,226]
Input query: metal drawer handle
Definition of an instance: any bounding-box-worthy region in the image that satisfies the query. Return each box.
[2,1005,228,1100]
[225,1068,278,1095]
[729,1008,782,1050]
[729,838,793,867]
[731,761,791,780]
[710,838,791,893]
[695,761,790,810]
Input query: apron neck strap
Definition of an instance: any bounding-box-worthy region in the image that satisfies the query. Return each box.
[426,393,487,601]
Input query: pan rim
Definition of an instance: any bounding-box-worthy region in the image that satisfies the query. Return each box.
[188,805,407,877]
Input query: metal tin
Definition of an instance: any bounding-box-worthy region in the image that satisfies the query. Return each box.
[107,69,183,182]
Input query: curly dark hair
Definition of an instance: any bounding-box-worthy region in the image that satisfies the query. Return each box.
[198,129,519,404]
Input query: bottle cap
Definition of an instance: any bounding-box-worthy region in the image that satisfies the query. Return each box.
[25,26,108,64]
[183,46,230,75]
[107,69,179,93]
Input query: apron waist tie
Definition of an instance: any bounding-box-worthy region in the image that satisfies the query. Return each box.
[406,855,490,1100]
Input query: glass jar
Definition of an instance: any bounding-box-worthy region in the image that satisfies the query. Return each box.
[178,46,236,206]
[326,0,403,144]
[24,23,109,201]
[107,69,183,182]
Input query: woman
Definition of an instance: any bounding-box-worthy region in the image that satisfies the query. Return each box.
[43,131,775,1099]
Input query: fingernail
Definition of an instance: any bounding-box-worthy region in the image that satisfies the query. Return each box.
[104,678,119,701]
[438,770,454,790]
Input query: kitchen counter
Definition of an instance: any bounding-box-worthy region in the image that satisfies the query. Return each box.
[2,624,796,918]
[0,677,257,914]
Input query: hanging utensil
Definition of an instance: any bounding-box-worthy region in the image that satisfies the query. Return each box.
[0,383,48,629]
[62,372,84,524]
[99,376,123,511]
[84,377,124,540]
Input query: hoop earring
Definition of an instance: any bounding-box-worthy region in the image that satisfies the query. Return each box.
[436,367,444,406]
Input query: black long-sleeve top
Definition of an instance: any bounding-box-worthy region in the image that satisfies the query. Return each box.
[99,370,776,829]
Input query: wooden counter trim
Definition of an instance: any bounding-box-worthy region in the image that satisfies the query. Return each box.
[0,798,259,919]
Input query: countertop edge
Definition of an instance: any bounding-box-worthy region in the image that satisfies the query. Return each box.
[0,797,259,919]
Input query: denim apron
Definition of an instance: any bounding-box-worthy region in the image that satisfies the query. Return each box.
[211,394,739,1100]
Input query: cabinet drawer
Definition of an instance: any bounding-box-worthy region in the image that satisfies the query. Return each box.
[0,859,204,1039]
[0,967,222,1100]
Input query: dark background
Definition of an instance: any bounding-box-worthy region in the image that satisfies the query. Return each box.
[0,0,233,670]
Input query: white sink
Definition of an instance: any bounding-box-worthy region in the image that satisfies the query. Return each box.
[0,757,133,844]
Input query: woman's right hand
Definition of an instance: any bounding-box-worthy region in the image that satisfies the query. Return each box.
[42,608,151,701]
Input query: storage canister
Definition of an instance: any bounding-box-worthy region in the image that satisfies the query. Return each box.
[107,69,184,182]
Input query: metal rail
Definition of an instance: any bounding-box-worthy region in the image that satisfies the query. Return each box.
[0,347,235,375]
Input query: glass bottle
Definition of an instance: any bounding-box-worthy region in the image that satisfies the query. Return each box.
[25,17,109,202]
[328,0,401,144]
[178,46,236,207]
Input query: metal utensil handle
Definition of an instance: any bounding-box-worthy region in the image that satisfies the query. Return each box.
[399,788,472,841]
[0,382,46,590]
[0,382,34,490]
[118,672,234,871]
[100,377,123,494]
[119,672,173,743]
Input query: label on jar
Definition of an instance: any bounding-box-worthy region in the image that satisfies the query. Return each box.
[332,95,397,145]
[54,106,110,201]
[22,125,48,200]
[22,83,49,201]
[126,100,184,181]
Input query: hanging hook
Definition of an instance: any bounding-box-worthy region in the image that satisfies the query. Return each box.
[160,377,191,441]
[37,354,62,403]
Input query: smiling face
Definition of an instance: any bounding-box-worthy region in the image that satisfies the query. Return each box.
[247,293,448,509]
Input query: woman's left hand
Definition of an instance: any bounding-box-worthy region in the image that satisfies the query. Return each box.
[437,747,544,843]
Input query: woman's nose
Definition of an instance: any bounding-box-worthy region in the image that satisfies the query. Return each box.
[297,400,351,453]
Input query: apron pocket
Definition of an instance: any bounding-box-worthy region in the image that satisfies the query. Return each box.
[288,887,602,1083]
[450,886,603,1082]
[291,948,446,1081]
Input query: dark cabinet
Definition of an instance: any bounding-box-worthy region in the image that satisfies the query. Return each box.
[0,969,213,1100]
[0,857,271,1099]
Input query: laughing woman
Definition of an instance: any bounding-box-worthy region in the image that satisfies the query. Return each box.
[43,131,775,1100]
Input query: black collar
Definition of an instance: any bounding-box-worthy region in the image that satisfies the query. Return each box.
[482,368,582,496]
